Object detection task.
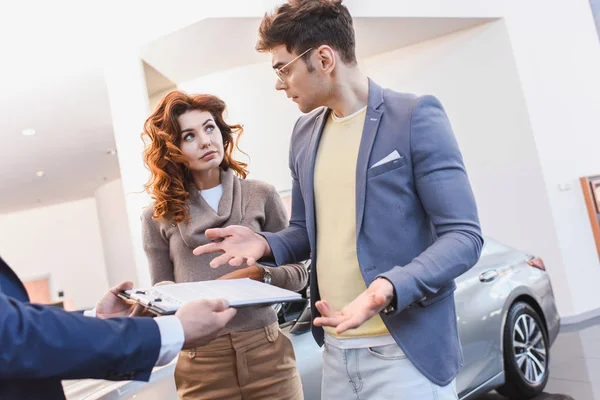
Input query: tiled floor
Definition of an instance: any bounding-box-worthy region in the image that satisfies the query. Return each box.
[476,316,600,400]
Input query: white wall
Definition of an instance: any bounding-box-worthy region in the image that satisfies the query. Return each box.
[149,87,175,112]
[363,21,573,316]
[178,62,302,191]
[0,198,110,309]
[344,0,505,19]
[502,0,600,319]
[95,179,138,288]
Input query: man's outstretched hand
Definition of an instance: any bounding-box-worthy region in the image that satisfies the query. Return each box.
[313,278,395,334]
[193,225,272,268]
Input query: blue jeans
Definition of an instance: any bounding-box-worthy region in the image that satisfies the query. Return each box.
[321,340,457,400]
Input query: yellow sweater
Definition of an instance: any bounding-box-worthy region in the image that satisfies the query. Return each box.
[314,107,390,338]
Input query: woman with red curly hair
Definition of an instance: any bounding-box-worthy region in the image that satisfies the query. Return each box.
[141,91,306,400]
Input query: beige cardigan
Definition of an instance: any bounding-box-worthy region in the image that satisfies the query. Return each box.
[142,168,308,334]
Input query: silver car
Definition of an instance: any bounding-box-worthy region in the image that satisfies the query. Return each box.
[64,237,560,400]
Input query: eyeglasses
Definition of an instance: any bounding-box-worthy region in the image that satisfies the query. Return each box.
[274,48,313,82]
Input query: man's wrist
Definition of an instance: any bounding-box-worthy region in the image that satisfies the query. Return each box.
[376,277,397,315]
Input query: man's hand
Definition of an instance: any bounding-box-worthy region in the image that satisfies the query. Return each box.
[96,281,151,319]
[313,278,395,334]
[218,266,264,281]
[176,299,237,349]
[192,225,272,268]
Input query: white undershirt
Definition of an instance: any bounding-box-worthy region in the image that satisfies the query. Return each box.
[200,185,223,213]
[324,105,400,351]
[324,333,398,350]
[331,105,368,122]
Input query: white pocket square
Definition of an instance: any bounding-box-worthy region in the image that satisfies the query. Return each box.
[370,150,401,169]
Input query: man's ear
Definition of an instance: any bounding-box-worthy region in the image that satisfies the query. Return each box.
[316,45,336,74]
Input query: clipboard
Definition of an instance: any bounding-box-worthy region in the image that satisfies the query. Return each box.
[118,278,304,316]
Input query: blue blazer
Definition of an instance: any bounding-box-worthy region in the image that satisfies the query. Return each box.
[262,79,484,386]
[0,256,161,400]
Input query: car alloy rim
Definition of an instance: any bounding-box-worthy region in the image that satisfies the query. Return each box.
[513,314,547,385]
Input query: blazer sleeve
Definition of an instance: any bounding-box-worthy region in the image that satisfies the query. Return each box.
[259,186,309,292]
[0,292,161,381]
[261,118,312,265]
[378,95,484,314]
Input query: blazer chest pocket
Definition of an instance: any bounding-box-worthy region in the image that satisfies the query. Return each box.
[367,156,406,179]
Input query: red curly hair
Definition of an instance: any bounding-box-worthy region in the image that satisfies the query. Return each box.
[142,91,248,223]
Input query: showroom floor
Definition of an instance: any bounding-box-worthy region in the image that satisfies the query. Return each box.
[477,315,600,400]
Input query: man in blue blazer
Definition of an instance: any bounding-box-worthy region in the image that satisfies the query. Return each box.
[194,1,483,398]
[0,255,236,400]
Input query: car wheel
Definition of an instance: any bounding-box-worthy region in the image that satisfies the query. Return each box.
[497,302,549,399]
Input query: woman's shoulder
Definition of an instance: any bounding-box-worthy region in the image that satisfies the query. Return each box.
[142,203,156,219]
[239,178,278,197]
[141,203,167,226]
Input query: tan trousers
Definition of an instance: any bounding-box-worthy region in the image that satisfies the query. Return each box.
[175,322,304,400]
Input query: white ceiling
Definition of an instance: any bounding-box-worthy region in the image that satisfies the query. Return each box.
[141,17,493,84]
[0,4,118,214]
[0,7,492,214]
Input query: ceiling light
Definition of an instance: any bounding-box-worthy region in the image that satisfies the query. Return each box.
[106,148,117,155]
[36,170,45,177]
[22,128,36,136]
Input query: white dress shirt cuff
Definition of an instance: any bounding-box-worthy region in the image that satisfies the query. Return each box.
[83,308,97,317]
[154,315,185,366]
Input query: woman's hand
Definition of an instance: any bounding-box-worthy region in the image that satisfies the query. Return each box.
[218,266,264,281]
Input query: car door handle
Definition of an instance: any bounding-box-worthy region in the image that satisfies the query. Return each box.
[479,269,499,283]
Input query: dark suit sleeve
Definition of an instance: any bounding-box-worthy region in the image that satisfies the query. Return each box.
[0,292,161,381]
[379,95,484,314]
[261,118,312,265]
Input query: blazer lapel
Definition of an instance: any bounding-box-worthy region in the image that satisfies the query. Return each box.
[356,79,384,234]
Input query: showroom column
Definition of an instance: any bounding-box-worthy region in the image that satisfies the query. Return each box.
[104,49,153,287]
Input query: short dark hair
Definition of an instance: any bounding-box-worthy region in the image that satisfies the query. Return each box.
[256,0,357,65]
